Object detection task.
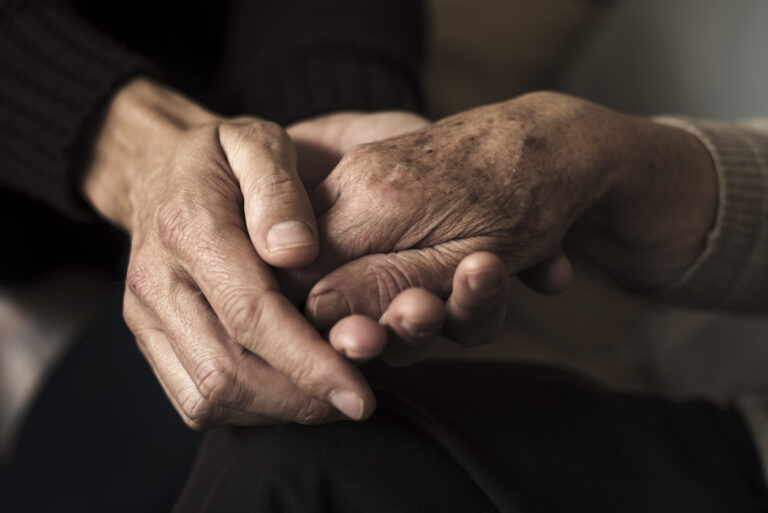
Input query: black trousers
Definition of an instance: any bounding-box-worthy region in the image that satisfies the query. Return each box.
[3,289,768,513]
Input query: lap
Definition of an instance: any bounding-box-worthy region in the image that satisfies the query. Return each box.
[174,361,768,513]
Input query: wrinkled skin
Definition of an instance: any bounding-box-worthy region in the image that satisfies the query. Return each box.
[291,92,717,329]
[84,78,512,428]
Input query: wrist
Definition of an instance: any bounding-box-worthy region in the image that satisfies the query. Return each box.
[81,77,218,231]
[571,115,718,291]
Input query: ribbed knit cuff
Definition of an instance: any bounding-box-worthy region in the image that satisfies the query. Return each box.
[653,117,768,312]
[219,50,424,125]
[216,0,426,124]
[0,2,155,219]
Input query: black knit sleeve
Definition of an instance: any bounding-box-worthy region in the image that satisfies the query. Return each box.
[216,0,427,125]
[0,0,154,218]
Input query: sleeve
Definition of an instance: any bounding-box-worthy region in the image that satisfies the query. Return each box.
[0,0,155,218]
[216,0,427,125]
[652,116,768,313]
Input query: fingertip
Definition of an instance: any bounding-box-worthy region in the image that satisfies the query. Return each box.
[454,252,509,303]
[384,288,446,338]
[329,314,387,361]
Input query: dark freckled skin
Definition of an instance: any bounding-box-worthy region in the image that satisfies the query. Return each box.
[410,134,433,146]
[324,92,649,275]
[300,90,719,321]
[523,135,547,152]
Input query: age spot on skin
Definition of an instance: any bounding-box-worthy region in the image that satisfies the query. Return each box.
[523,135,547,152]
[410,134,434,147]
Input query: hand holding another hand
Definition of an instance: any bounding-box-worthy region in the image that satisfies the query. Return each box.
[80,80,506,427]
[83,79,391,427]
[285,112,511,366]
[296,92,717,335]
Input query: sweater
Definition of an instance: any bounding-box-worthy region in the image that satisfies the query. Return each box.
[0,0,425,281]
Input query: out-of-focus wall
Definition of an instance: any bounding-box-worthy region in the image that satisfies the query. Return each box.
[425,0,601,117]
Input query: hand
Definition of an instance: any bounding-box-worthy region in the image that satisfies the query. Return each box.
[81,79,383,427]
[286,113,511,365]
[328,252,510,366]
[297,92,717,330]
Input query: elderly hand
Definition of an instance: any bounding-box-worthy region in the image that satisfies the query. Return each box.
[82,78,393,427]
[299,92,717,332]
[286,112,512,365]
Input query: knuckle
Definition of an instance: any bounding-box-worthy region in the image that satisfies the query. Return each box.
[289,353,331,394]
[250,170,303,205]
[125,258,157,305]
[255,120,289,145]
[372,263,413,315]
[340,143,373,167]
[219,290,266,344]
[121,296,139,330]
[179,389,218,428]
[181,416,206,431]
[226,120,291,156]
[155,198,196,255]
[194,360,236,407]
[293,398,333,425]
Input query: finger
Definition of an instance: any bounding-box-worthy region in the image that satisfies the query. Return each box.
[123,291,277,428]
[219,121,318,269]
[378,288,446,366]
[305,241,473,330]
[160,213,376,421]
[131,281,340,426]
[328,314,387,363]
[517,249,573,295]
[442,252,509,347]
[286,113,354,188]
[287,112,430,190]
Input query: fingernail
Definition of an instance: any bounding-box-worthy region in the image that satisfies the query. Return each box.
[267,221,315,253]
[330,390,364,420]
[467,269,500,297]
[308,291,350,330]
[401,319,434,338]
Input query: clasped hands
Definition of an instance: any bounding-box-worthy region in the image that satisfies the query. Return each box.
[83,79,717,428]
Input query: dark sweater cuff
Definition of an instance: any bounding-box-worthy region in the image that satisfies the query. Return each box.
[0,2,154,219]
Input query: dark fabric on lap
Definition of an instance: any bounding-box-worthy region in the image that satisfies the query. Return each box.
[172,402,499,513]
[365,362,768,513]
[173,361,768,513]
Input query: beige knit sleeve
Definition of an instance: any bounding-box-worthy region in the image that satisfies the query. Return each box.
[651,117,768,313]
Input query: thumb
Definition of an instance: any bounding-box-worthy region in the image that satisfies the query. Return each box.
[220,121,319,269]
[305,244,464,331]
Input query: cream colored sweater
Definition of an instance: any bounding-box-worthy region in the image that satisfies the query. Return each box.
[655,117,768,312]
[655,117,768,479]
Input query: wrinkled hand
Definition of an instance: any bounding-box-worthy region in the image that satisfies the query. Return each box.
[286,112,512,365]
[296,92,717,330]
[83,79,387,427]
